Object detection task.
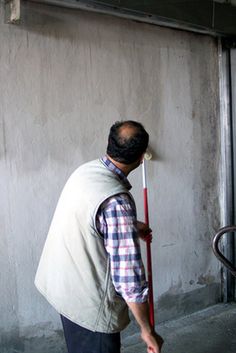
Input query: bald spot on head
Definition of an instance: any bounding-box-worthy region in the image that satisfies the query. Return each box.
[118,123,139,143]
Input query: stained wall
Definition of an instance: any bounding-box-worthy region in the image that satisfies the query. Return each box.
[0,1,221,350]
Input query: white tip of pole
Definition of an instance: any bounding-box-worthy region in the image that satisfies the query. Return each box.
[144,151,152,160]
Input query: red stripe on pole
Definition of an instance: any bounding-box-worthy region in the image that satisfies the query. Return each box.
[147,241,155,329]
[143,188,149,226]
[143,187,155,329]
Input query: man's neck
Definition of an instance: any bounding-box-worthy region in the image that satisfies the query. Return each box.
[106,155,140,176]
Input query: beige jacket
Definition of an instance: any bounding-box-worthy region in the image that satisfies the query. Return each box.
[35,159,131,333]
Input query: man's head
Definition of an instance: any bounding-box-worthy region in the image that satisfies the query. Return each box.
[106,120,149,165]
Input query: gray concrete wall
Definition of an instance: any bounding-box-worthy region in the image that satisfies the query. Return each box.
[0,1,221,351]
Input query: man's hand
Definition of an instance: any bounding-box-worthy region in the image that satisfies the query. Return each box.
[141,329,164,353]
[126,302,163,353]
[136,221,152,242]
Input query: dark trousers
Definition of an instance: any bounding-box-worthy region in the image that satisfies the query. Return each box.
[60,315,121,353]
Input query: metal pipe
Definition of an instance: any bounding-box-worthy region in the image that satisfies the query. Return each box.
[218,39,235,302]
[229,47,236,300]
[212,225,236,277]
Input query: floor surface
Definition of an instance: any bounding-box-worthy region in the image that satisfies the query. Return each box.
[122,303,236,353]
[2,303,236,353]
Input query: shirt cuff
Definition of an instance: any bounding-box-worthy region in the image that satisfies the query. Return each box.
[117,284,149,303]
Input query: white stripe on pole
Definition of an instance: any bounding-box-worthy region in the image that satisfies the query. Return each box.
[142,160,147,188]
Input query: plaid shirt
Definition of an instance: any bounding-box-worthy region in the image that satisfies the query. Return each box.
[96,156,148,303]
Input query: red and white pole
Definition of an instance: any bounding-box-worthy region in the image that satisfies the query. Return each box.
[142,153,155,330]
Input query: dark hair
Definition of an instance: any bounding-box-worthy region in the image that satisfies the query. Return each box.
[106,120,149,164]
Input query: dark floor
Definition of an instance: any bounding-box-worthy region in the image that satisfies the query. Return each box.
[2,303,236,353]
[122,303,236,353]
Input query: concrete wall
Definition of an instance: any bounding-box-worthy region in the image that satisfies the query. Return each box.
[0,1,221,351]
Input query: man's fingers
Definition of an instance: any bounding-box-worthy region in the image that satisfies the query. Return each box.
[141,232,152,242]
[136,221,152,241]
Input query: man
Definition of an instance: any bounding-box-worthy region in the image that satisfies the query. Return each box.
[35,120,163,353]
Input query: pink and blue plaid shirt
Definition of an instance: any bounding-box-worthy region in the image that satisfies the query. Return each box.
[96,156,148,303]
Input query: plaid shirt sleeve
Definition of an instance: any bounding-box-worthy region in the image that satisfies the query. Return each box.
[96,193,148,303]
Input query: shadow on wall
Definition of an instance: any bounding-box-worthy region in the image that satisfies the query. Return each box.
[5,2,83,39]
[4,1,135,42]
